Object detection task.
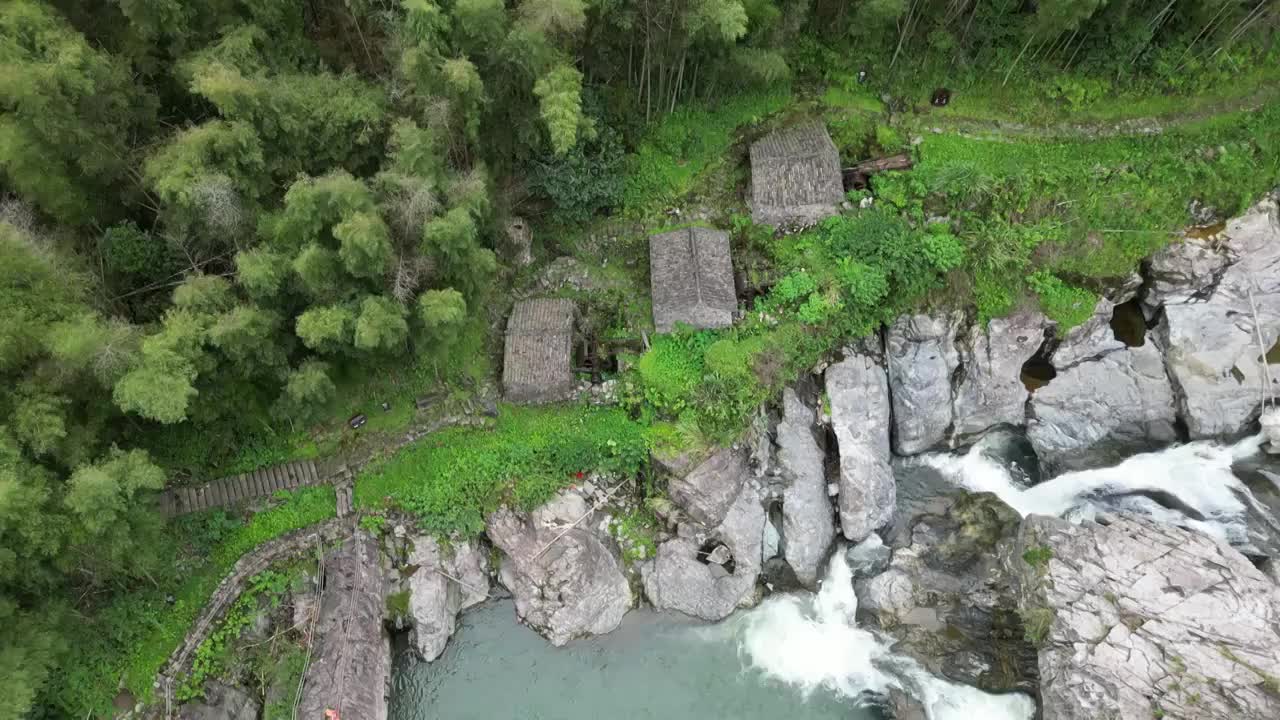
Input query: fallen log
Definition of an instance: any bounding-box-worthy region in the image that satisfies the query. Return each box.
[843,153,914,189]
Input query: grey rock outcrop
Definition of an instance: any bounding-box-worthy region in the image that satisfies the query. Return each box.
[1012,513,1280,720]
[886,312,963,454]
[826,350,896,541]
[1143,234,1230,311]
[845,533,891,579]
[1029,340,1178,472]
[776,389,836,588]
[667,448,748,526]
[178,682,259,720]
[642,479,765,620]
[486,491,632,646]
[405,536,489,661]
[1049,298,1125,369]
[1156,198,1280,438]
[952,311,1049,438]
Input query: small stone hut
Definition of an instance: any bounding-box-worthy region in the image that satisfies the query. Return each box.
[502,298,577,403]
[649,226,736,333]
[749,121,843,227]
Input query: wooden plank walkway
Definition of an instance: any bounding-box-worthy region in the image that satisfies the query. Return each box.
[160,459,324,517]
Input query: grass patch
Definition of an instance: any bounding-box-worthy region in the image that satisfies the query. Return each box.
[610,505,660,564]
[899,103,1280,320]
[1021,544,1054,569]
[355,405,649,536]
[925,62,1280,127]
[1021,606,1055,646]
[53,486,335,716]
[623,88,791,216]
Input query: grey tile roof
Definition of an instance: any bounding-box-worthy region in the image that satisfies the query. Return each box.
[750,121,844,227]
[503,298,576,403]
[649,227,736,333]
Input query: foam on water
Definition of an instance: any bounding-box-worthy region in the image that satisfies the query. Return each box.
[732,552,1036,720]
[921,434,1266,542]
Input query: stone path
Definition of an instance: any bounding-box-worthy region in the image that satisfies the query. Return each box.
[159,460,324,517]
[334,465,355,518]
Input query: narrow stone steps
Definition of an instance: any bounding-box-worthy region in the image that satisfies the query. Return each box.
[161,459,322,517]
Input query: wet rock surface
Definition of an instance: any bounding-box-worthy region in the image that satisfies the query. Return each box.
[1029,339,1178,472]
[1011,512,1280,720]
[845,533,891,579]
[886,312,963,455]
[403,535,489,661]
[486,491,632,646]
[775,389,837,588]
[856,492,1037,694]
[826,349,896,541]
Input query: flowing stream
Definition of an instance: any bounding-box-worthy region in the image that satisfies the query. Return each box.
[921,432,1280,551]
[391,550,1034,720]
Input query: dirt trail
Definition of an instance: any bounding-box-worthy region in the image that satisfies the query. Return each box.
[907,86,1278,143]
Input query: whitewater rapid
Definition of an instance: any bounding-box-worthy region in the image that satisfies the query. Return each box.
[730,552,1036,720]
[921,433,1270,544]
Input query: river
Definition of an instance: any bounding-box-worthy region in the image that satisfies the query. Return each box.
[390,433,1280,720]
[390,551,1034,720]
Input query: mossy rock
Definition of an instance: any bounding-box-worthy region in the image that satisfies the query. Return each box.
[927,492,1022,571]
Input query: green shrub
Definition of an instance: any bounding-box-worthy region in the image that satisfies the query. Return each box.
[622,89,790,215]
[178,569,293,700]
[528,126,625,223]
[1026,271,1097,330]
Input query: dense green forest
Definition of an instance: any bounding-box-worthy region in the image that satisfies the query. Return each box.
[1,0,1277,716]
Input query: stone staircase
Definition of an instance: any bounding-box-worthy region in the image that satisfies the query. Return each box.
[333,465,356,518]
[159,459,324,517]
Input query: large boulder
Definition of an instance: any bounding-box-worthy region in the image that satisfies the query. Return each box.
[404,536,489,661]
[1156,198,1280,438]
[1029,339,1178,472]
[856,492,1037,693]
[1011,513,1280,720]
[886,312,964,455]
[1049,298,1126,369]
[1143,234,1230,311]
[486,491,632,646]
[666,448,748,527]
[826,350,896,541]
[178,682,259,720]
[775,389,836,588]
[642,480,765,620]
[952,310,1049,438]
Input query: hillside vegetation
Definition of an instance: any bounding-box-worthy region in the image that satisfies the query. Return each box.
[1,0,1277,716]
